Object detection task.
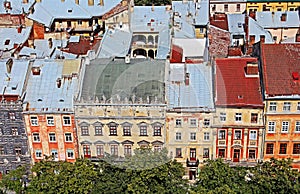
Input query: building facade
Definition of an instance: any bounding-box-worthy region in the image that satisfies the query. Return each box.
[246,0,300,13]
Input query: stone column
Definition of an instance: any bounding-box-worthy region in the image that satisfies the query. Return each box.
[227,128,232,160]
[243,128,248,161]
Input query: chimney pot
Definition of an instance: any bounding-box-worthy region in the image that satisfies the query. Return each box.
[260,35,265,43]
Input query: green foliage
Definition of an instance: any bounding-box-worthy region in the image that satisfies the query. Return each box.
[28,158,97,194]
[134,0,171,6]
[0,166,27,194]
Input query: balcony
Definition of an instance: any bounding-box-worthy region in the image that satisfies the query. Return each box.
[186,158,199,167]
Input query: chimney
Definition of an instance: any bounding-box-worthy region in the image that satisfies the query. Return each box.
[281,13,287,22]
[3,1,11,10]
[122,0,128,6]
[32,67,41,75]
[99,0,104,6]
[75,0,79,5]
[61,0,65,2]
[22,0,29,3]
[48,38,53,49]
[151,4,154,11]
[185,73,190,86]
[249,35,255,45]
[17,25,22,33]
[260,35,265,44]
[88,0,94,6]
[56,78,62,88]
[249,11,256,20]
[245,62,258,75]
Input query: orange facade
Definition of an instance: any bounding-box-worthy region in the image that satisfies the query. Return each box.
[24,113,78,163]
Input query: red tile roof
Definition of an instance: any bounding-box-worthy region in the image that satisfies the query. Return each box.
[261,44,300,96]
[215,57,263,107]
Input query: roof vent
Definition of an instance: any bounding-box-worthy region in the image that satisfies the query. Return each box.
[238,95,243,99]
[292,72,299,81]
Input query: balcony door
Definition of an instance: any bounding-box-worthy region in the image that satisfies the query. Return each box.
[190,148,196,161]
[233,149,240,162]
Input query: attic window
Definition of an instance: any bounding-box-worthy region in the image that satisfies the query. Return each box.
[5,39,10,45]
[37,99,43,102]
[292,72,299,80]
[238,23,242,28]
[59,99,64,102]
[68,9,72,13]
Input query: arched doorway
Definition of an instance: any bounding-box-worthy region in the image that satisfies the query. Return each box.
[148,49,154,59]
[133,49,147,58]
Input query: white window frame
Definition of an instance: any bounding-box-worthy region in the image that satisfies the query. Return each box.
[220,112,226,122]
[65,133,73,142]
[204,132,210,141]
[281,121,289,133]
[175,119,182,127]
[297,102,300,111]
[295,121,300,133]
[51,149,58,159]
[30,116,38,126]
[269,102,277,111]
[203,119,210,127]
[47,116,54,126]
[268,121,276,133]
[66,149,74,159]
[63,116,71,126]
[190,132,196,141]
[49,133,56,142]
[234,130,242,140]
[283,102,291,111]
[33,133,40,142]
[35,149,42,158]
[189,118,197,127]
[235,113,242,122]
[249,130,257,140]
[175,132,182,141]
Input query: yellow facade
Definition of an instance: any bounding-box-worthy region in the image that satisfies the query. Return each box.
[246,1,300,13]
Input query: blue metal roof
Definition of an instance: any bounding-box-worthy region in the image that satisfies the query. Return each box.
[256,11,300,28]
[0,27,32,51]
[0,0,35,14]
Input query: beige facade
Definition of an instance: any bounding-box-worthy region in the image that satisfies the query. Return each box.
[166,111,214,180]
[75,104,166,159]
[210,0,247,15]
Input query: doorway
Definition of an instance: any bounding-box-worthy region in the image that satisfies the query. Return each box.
[233,149,240,162]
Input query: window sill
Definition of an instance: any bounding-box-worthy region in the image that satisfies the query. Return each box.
[94,134,103,136]
[123,135,131,136]
[81,134,90,136]
[109,134,118,136]
[153,135,162,137]
[139,135,148,137]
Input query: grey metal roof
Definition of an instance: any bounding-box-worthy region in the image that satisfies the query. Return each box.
[255,11,300,28]
[19,46,46,59]
[81,58,165,104]
[167,63,214,110]
[172,38,208,61]
[33,39,67,58]
[28,0,121,27]
[248,17,274,43]
[24,59,80,112]
[0,59,30,97]
[0,27,32,51]
[97,28,132,58]
[227,14,245,34]
[0,0,35,14]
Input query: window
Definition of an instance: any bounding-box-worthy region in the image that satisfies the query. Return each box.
[293,143,300,154]
[9,112,15,120]
[110,145,118,156]
[30,116,38,126]
[281,121,289,133]
[47,116,54,126]
[124,145,132,156]
[218,149,225,158]
[83,145,91,158]
[266,143,274,154]
[15,147,22,155]
[154,145,162,152]
[123,126,131,136]
[66,149,74,159]
[236,4,240,12]
[175,119,182,127]
[81,126,89,136]
[212,4,216,12]
[190,119,197,127]
[96,145,104,157]
[279,143,287,154]
[190,148,196,160]
[204,132,210,141]
[297,102,300,111]
[268,121,275,133]
[269,102,277,111]
[203,148,209,158]
[65,133,72,142]
[224,4,228,12]
[51,150,58,159]
[190,132,196,141]
[249,150,256,159]
[33,133,40,142]
[251,113,258,123]
[140,126,147,136]
[49,133,56,142]
[109,125,117,136]
[175,132,181,141]
[175,148,182,158]
[249,130,257,140]
[220,112,226,122]
[204,119,210,127]
[0,147,4,155]
[63,116,71,126]
[95,126,103,135]
[11,128,18,136]
[234,130,242,140]
[153,126,161,136]
[235,113,242,122]
[218,130,226,139]
[283,102,291,111]
[35,150,42,158]
[78,20,82,25]
[295,121,300,132]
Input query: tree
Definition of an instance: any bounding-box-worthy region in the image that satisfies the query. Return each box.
[28,158,97,194]
[0,166,27,194]
[92,147,188,194]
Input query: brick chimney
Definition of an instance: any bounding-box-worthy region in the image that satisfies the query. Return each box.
[260,35,265,44]
[32,67,41,75]
[296,33,300,42]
